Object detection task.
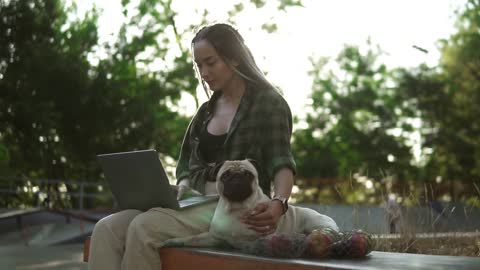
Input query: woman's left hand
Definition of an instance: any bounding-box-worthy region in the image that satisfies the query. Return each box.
[240,200,284,235]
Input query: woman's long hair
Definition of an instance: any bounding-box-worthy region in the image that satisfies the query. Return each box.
[191,23,276,97]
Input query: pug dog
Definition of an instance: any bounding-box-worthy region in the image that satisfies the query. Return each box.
[163,159,338,250]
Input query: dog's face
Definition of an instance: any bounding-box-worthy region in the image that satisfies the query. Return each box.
[216,160,259,203]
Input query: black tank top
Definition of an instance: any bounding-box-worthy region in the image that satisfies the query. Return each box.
[199,127,227,163]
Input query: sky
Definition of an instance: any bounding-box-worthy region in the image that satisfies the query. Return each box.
[73,0,465,117]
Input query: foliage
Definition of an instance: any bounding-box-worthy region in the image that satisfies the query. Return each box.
[393,0,480,201]
[2,0,478,208]
[0,0,192,207]
[435,0,480,182]
[293,43,415,181]
[293,0,480,205]
[0,0,303,208]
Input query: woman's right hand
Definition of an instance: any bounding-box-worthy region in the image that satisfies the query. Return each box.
[173,184,188,200]
[173,179,201,200]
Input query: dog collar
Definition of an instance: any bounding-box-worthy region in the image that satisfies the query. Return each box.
[272,195,289,214]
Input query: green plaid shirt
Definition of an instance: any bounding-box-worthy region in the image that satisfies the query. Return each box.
[176,84,296,196]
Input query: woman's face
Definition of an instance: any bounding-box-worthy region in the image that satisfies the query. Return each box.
[193,39,237,91]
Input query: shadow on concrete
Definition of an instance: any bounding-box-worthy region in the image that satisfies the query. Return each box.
[0,208,112,270]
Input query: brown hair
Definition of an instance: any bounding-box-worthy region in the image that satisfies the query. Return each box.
[191,23,275,97]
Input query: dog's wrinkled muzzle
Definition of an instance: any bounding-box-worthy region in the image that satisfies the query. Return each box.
[220,169,254,202]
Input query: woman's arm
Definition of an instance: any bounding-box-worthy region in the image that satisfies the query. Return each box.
[175,179,190,200]
[241,167,293,234]
[176,103,210,185]
[175,123,196,199]
[175,104,203,198]
[273,167,294,201]
[242,92,296,234]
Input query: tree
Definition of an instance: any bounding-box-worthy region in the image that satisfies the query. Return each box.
[0,0,304,208]
[394,0,480,202]
[291,43,418,204]
[0,0,192,207]
[295,44,415,179]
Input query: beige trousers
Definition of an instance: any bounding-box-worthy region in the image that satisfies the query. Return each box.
[87,201,217,270]
[88,202,338,270]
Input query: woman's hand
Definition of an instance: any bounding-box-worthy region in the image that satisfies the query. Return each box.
[172,179,201,200]
[240,200,284,235]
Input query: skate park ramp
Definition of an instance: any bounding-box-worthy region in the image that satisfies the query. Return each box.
[0,208,111,269]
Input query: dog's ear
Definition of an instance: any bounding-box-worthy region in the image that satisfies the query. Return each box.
[205,160,226,182]
[213,160,226,175]
[246,159,260,174]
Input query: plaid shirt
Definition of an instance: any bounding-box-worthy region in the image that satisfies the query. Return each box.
[176,84,296,196]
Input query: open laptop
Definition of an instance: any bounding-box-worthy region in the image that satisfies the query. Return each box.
[97,149,218,211]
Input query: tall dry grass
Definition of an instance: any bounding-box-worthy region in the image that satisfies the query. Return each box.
[292,174,480,256]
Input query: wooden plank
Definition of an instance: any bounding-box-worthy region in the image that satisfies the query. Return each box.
[84,238,480,270]
[160,248,480,270]
[160,248,334,270]
[83,236,90,262]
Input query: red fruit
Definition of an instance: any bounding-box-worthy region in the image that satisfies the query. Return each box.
[304,229,335,258]
[347,232,372,257]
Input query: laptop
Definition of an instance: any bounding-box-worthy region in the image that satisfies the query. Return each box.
[97,149,219,211]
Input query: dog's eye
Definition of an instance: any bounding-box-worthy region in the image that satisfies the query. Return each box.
[220,171,232,181]
[242,171,254,181]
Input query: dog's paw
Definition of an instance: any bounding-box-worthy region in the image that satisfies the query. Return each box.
[162,238,185,248]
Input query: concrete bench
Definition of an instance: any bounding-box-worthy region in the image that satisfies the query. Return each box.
[83,237,480,270]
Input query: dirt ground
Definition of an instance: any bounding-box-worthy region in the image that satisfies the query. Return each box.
[374,232,480,257]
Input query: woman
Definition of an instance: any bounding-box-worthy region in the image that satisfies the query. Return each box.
[88,23,336,270]
[175,23,296,234]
